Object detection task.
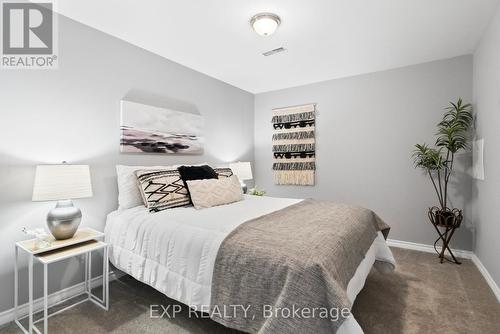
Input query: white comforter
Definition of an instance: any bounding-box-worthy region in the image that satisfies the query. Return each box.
[105,195,395,334]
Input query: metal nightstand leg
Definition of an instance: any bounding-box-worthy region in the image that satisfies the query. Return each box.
[28,254,33,334]
[88,246,109,310]
[14,246,34,334]
[43,263,48,334]
[14,246,18,325]
[104,246,109,310]
[85,252,91,298]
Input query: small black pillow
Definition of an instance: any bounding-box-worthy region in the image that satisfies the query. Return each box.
[177,165,218,181]
[177,165,218,203]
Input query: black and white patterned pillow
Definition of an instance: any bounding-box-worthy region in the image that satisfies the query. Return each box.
[135,169,191,212]
[214,167,234,178]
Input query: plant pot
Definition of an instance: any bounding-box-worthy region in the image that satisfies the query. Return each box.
[436,210,454,227]
[428,207,463,228]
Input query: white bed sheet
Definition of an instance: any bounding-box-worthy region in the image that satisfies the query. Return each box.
[105,195,395,334]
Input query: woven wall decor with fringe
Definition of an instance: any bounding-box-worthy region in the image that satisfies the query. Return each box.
[272,104,316,185]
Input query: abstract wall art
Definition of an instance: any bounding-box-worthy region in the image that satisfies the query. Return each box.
[272,103,316,185]
[120,100,204,154]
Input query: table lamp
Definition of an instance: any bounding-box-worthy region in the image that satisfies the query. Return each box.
[32,163,93,240]
[229,161,253,194]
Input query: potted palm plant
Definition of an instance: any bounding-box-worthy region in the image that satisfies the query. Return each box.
[412,98,473,263]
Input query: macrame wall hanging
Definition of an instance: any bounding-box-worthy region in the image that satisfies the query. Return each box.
[272,103,316,185]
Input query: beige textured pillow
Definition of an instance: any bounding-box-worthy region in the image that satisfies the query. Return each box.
[186,175,243,209]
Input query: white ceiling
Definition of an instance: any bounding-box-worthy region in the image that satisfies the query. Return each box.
[57,0,500,93]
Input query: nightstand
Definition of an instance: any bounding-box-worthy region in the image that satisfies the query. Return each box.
[14,228,109,334]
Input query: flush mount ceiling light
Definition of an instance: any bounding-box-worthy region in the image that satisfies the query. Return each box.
[250,13,281,36]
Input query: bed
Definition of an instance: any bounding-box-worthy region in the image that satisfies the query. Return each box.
[105,195,395,334]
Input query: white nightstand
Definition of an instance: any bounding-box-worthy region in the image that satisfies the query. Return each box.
[14,228,109,334]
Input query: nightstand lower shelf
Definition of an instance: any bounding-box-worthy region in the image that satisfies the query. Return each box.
[15,236,109,334]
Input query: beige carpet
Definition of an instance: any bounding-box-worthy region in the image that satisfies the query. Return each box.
[1,248,499,334]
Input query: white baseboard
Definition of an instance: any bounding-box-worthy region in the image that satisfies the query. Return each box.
[387,238,499,303]
[0,270,124,328]
[386,238,473,259]
[471,254,500,303]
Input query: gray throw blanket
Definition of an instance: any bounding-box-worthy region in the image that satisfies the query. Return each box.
[210,199,391,334]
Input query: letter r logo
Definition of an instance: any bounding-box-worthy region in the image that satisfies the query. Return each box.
[2,2,53,54]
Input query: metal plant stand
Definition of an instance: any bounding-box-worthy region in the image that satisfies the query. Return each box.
[428,207,463,265]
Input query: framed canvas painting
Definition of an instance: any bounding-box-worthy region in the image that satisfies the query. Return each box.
[120,100,204,154]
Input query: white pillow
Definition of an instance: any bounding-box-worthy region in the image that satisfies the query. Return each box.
[116,165,178,209]
[186,175,243,209]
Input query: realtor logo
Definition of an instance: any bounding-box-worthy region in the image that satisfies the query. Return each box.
[1,0,58,69]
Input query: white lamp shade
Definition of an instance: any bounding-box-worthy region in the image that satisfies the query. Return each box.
[32,164,93,201]
[229,162,253,181]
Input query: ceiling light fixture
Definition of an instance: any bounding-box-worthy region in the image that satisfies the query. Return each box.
[250,13,281,36]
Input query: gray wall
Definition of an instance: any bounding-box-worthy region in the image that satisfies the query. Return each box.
[0,16,254,313]
[254,56,473,250]
[473,4,500,287]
